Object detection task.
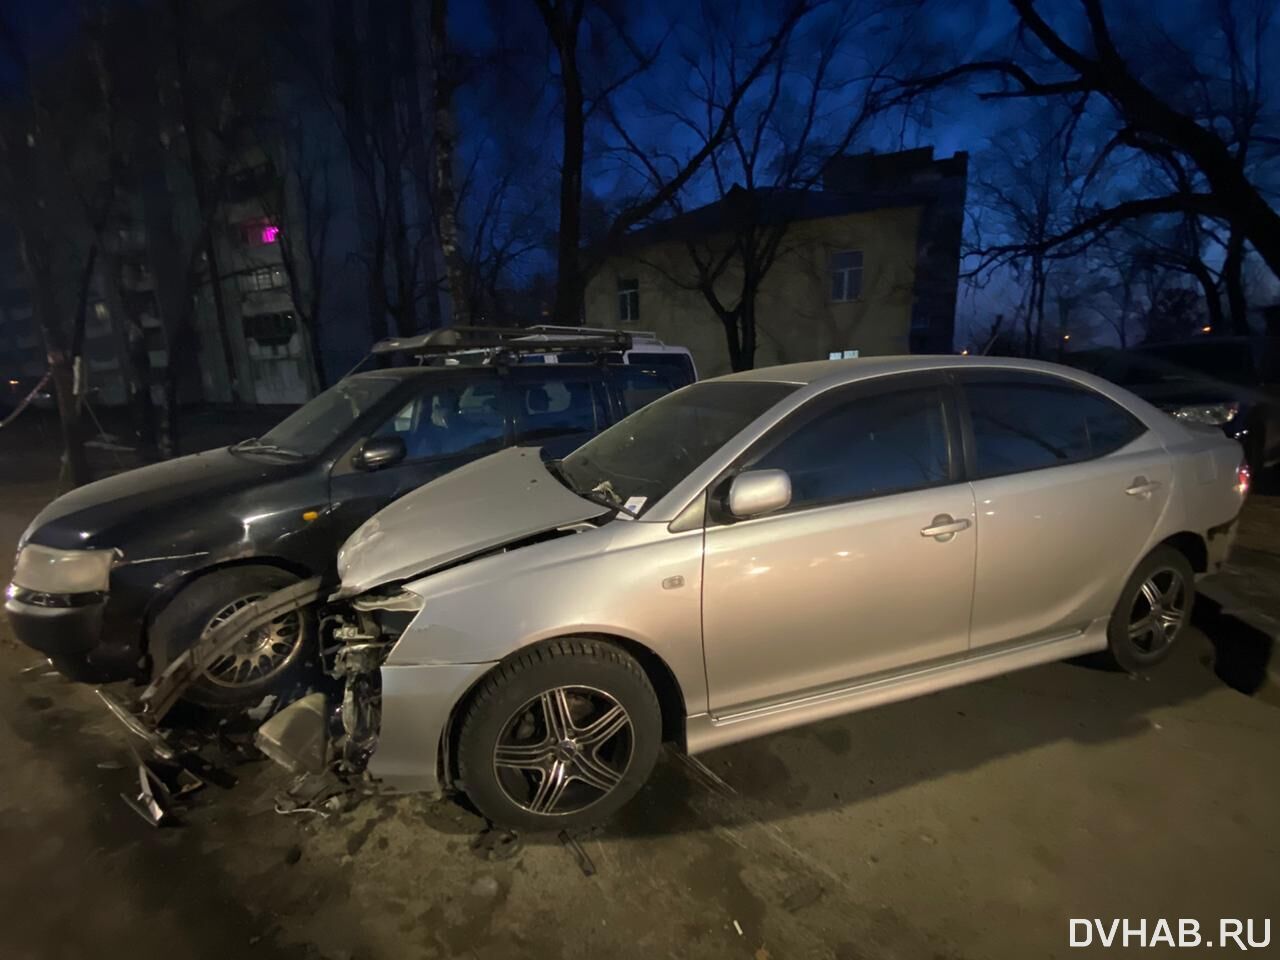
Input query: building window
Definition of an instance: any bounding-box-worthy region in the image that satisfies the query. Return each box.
[617,277,639,323]
[243,310,297,346]
[238,219,282,247]
[829,250,863,302]
[239,265,286,293]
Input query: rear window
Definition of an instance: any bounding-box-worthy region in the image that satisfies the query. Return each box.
[610,368,678,415]
[626,350,695,386]
[514,376,604,441]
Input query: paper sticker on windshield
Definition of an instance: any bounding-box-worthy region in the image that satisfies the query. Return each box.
[623,496,647,516]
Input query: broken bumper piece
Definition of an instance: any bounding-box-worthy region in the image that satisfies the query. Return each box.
[255,692,330,775]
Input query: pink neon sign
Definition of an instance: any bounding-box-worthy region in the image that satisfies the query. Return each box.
[260,224,280,244]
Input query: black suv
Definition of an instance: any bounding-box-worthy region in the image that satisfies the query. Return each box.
[6,345,687,707]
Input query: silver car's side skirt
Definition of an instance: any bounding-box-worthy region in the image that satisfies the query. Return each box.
[685,621,1109,755]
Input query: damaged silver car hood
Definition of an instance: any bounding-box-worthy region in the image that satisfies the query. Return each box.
[335,446,608,597]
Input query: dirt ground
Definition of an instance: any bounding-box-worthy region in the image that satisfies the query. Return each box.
[2,416,1278,960]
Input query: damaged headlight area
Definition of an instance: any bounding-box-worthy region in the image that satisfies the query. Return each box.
[255,584,424,782]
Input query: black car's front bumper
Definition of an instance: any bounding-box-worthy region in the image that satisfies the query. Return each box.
[5,586,143,681]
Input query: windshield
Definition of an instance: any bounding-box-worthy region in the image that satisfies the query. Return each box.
[252,376,401,457]
[1102,343,1257,387]
[558,380,797,516]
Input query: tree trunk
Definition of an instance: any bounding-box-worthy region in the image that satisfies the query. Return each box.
[719,309,745,372]
[429,0,468,327]
[547,12,585,326]
[21,237,92,486]
[1186,261,1225,333]
[126,321,159,461]
[163,364,181,457]
[740,294,758,371]
[170,0,242,405]
[1223,228,1249,335]
[304,317,328,392]
[70,245,99,367]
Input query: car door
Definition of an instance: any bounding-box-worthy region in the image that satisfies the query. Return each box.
[508,367,610,460]
[327,372,511,544]
[700,374,976,715]
[959,370,1170,652]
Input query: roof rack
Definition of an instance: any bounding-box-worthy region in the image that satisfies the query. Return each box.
[524,323,662,345]
[370,326,632,357]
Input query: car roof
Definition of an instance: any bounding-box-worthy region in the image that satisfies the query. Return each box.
[710,355,1091,389]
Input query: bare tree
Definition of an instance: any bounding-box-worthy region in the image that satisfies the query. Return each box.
[314,0,439,340]
[965,106,1082,356]
[532,0,814,326]
[428,0,469,325]
[908,0,1280,285]
[0,11,105,484]
[615,0,914,370]
[250,106,336,391]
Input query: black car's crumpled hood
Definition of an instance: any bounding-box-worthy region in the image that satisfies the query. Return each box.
[21,447,294,550]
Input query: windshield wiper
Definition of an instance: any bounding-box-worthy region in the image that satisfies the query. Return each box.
[230,438,306,459]
[545,461,638,518]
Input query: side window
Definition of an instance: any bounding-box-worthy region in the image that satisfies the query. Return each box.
[963,375,1146,478]
[373,380,507,460]
[514,376,604,442]
[618,278,640,323]
[612,368,675,416]
[627,351,696,386]
[829,250,863,302]
[750,387,951,509]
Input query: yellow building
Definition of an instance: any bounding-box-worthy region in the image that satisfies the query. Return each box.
[583,148,968,378]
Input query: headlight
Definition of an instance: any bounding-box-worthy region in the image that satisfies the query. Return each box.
[11,544,117,594]
[1171,402,1239,426]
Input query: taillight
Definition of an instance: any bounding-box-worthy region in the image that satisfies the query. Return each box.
[1235,460,1251,496]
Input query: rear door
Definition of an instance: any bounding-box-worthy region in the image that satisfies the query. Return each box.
[327,372,511,542]
[959,370,1170,651]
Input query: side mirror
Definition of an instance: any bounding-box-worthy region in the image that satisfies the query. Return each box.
[727,469,791,519]
[355,436,406,471]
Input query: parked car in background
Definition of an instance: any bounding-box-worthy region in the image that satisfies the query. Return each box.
[5,330,689,709]
[1090,337,1280,472]
[260,355,1247,830]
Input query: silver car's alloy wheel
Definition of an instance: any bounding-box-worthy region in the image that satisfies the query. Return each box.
[492,685,634,816]
[1127,566,1188,656]
[201,593,303,688]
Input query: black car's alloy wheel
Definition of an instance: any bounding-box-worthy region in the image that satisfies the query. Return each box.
[151,565,314,710]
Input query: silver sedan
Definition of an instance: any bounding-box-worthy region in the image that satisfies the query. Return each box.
[282,356,1248,830]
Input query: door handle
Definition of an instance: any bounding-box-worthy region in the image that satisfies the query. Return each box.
[1125,477,1162,498]
[920,514,971,541]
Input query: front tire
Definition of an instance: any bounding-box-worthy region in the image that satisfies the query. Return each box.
[150,565,314,711]
[1103,546,1195,672]
[456,638,662,832]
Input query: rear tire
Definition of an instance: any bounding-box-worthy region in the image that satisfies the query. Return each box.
[456,638,662,832]
[1103,546,1195,673]
[150,565,314,711]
